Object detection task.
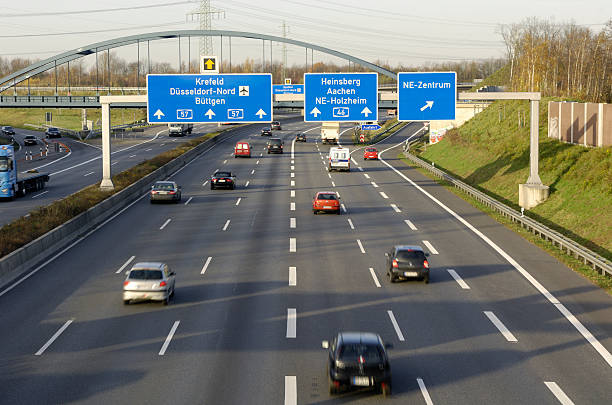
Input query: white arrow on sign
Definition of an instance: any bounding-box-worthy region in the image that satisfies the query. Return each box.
[420,101,434,111]
[153,109,165,119]
[361,107,372,117]
[310,107,321,117]
[255,109,267,119]
[204,109,215,119]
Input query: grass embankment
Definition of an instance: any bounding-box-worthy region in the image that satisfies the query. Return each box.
[0,108,147,131]
[0,131,220,258]
[469,64,510,91]
[351,118,407,145]
[410,97,612,263]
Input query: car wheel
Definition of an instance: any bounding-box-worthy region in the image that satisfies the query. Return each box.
[382,383,391,397]
[336,209,341,215]
[210,185,214,190]
[328,377,337,395]
[231,184,235,190]
[123,300,130,305]
[163,296,170,306]
[313,210,317,215]
[150,199,154,204]
[424,274,430,284]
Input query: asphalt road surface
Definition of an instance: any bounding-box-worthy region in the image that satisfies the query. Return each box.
[0,121,610,404]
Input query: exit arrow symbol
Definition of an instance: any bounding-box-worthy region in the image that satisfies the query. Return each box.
[420,101,434,111]
[153,109,165,119]
[310,107,321,117]
[204,109,215,119]
[361,106,372,117]
[255,109,267,119]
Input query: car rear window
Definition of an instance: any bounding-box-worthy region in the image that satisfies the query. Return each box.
[317,193,337,200]
[215,172,231,177]
[236,143,248,149]
[153,183,174,190]
[269,139,282,145]
[129,270,163,279]
[396,250,425,261]
[339,344,383,362]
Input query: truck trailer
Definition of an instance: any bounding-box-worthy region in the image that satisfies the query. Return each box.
[0,144,49,199]
[320,122,340,145]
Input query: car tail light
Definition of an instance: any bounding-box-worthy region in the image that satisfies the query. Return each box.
[151,190,157,194]
[169,191,176,194]
[359,355,365,364]
[423,260,429,269]
[159,281,167,287]
[392,259,399,268]
[123,281,130,286]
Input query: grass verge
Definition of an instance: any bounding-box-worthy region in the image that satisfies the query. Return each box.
[400,154,612,295]
[0,131,220,258]
[351,118,408,145]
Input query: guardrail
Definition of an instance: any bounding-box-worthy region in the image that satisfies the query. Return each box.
[402,145,612,277]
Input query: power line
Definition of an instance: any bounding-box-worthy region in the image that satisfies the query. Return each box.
[0,21,188,38]
[0,1,196,18]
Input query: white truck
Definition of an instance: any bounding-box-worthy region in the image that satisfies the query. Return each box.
[320,122,340,145]
[328,147,350,172]
[167,123,193,137]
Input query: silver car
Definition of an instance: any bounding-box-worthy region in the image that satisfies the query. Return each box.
[123,262,175,305]
[150,181,181,203]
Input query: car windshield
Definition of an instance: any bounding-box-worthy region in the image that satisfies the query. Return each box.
[273,122,280,125]
[396,250,425,261]
[215,172,231,177]
[129,269,163,279]
[0,157,8,172]
[153,183,175,190]
[317,193,337,200]
[339,344,383,362]
[262,128,270,131]
[5,126,12,130]
[25,136,35,139]
[49,128,58,131]
[366,148,377,152]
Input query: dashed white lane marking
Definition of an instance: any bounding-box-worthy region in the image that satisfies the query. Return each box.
[291,180,295,187]
[447,269,470,289]
[245,181,250,188]
[387,310,405,341]
[290,218,296,228]
[341,203,347,213]
[358,167,364,171]
[291,160,294,164]
[145,148,152,151]
[235,198,242,206]
[116,255,136,274]
[184,196,193,205]
[83,171,94,177]
[289,267,297,286]
[369,268,381,288]
[111,161,118,166]
[129,154,136,158]
[290,190,295,198]
[380,191,389,199]
[256,160,260,164]
[35,320,73,355]
[371,182,379,188]
[223,159,227,164]
[251,169,255,175]
[363,173,370,179]
[484,311,518,342]
[31,190,49,198]
[201,256,212,275]
[417,378,434,405]
[404,219,418,230]
[222,219,231,231]
[350,157,357,165]
[159,321,180,355]
[347,218,355,229]
[160,143,165,146]
[544,382,575,405]
[289,238,296,252]
[390,204,401,213]
[327,173,332,178]
[291,172,295,178]
[159,218,171,230]
[331,181,336,187]
[259,153,263,157]
[285,376,297,405]
[422,240,439,254]
[356,239,366,254]
[291,165,295,170]
[286,309,296,338]
[202,180,208,187]
[290,202,295,211]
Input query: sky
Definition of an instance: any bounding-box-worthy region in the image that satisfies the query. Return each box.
[0,0,609,68]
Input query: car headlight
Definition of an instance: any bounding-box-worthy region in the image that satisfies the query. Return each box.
[335,360,345,369]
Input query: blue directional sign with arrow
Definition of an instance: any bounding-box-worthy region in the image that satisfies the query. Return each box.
[147,73,272,123]
[304,73,378,122]
[397,72,456,121]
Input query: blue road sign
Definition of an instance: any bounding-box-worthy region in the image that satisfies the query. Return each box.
[361,124,381,131]
[147,73,272,123]
[397,72,456,121]
[304,73,378,122]
[273,84,304,94]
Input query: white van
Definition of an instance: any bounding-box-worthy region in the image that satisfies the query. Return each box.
[328,147,350,172]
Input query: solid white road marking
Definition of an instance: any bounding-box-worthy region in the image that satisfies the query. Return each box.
[484,311,518,342]
[116,255,135,274]
[289,267,297,286]
[291,180,295,186]
[286,308,296,338]
[290,202,295,211]
[251,169,255,175]
[447,269,470,289]
[159,219,171,230]
[380,191,389,199]
[35,320,73,355]
[356,239,366,254]
[422,240,439,254]
[390,204,401,213]
[341,203,347,213]
[83,171,94,177]
[404,219,418,230]
[235,198,242,206]
[369,268,381,288]
[289,238,296,252]
[331,181,336,187]
[347,218,355,229]
[290,217,296,228]
[291,137,296,159]
[544,382,575,405]
[387,310,405,341]
[222,219,230,231]
[417,378,434,405]
[285,376,297,405]
[245,181,250,188]
[31,190,48,199]
[202,180,208,186]
[363,173,370,179]
[290,190,295,198]
[201,257,212,275]
[184,196,193,205]
[159,321,180,355]
[351,157,357,165]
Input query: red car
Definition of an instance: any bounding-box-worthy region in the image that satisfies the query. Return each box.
[313,191,341,215]
[363,147,378,160]
[234,141,251,158]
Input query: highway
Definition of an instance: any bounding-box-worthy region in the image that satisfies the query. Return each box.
[0,121,610,404]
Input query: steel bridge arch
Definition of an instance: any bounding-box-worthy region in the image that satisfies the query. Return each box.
[0,30,397,90]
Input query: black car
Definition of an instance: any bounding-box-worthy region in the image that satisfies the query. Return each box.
[1,126,15,136]
[267,138,283,154]
[271,121,282,130]
[211,171,236,190]
[261,127,272,136]
[45,127,61,138]
[323,332,392,397]
[296,133,306,142]
[23,135,38,146]
[385,245,430,283]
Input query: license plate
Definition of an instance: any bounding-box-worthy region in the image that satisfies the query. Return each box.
[159,191,167,194]
[351,376,370,386]
[218,179,225,182]
[323,206,332,209]
[404,271,418,276]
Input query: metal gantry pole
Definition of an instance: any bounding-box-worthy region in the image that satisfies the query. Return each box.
[263,40,265,72]
[229,36,232,73]
[148,41,151,74]
[67,61,70,95]
[107,49,111,95]
[178,36,182,73]
[96,48,99,96]
[305,47,308,73]
[188,36,191,72]
[54,60,58,96]
[220,35,223,73]
[100,100,114,191]
[270,40,273,80]
[527,99,543,185]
